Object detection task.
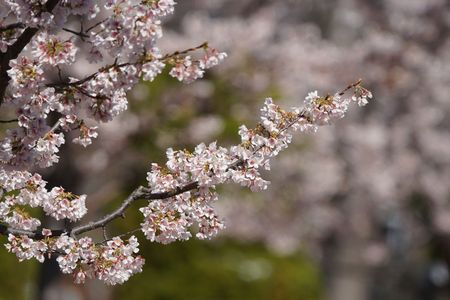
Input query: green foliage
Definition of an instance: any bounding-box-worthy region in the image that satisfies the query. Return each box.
[115,238,322,300]
[0,236,38,300]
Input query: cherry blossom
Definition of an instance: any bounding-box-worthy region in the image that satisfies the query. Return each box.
[32,32,77,66]
[0,0,371,285]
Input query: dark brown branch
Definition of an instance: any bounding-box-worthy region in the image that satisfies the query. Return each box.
[0,224,66,239]
[0,23,25,32]
[0,118,18,123]
[47,62,133,88]
[62,27,89,39]
[85,18,109,33]
[0,0,61,106]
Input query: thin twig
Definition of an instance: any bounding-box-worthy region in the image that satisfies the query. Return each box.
[338,79,362,96]
[0,119,18,124]
[161,41,208,60]
[97,227,141,245]
[45,119,63,137]
[62,27,89,39]
[102,226,108,241]
[46,42,210,89]
[85,18,108,33]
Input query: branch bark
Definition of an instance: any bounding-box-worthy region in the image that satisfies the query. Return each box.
[0,22,25,33]
[0,224,66,239]
[0,181,199,239]
[0,0,61,105]
[70,181,199,237]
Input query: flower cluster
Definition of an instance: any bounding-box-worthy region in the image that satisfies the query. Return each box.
[6,233,144,285]
[169,47,227,83]
[0,0,372,286]
[1,0,224,171]
[5,0,98,29]
[7,56,44,96]
[72,123,98,147]
[1,73,371,284]
[4,0,55,28]
[0,0,229,285]
[139,82,371,243]
[55,235,144,285]
[43,187,87,221]
[0,170,87,229]
[140,183,225,243]
[32,32,77,66]
[6,234,48,263]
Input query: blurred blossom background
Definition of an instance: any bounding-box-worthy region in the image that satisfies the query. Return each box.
[1,0,450,299]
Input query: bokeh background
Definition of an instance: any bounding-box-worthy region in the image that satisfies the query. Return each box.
[1,0,450,299]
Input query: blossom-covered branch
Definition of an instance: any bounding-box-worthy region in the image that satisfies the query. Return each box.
[0,0,61,104]
[0,0,372,286]
[71,182,199,237]
[1,78,371,283]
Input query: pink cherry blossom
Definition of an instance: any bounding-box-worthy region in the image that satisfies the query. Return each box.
[0,0,372,286]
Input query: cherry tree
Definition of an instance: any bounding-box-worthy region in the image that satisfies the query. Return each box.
[155,2,450,299]
[0,0,371,285]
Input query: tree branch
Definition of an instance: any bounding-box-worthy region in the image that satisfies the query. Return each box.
[0,224,66,239]
[0,109,310,240]
[0,0,61,106]
[62,27,89,39]
[0,181,199,239]
[70,181,199,237]
[0,23,25,33]
[46,42,209,89]
[0,118,18,124]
